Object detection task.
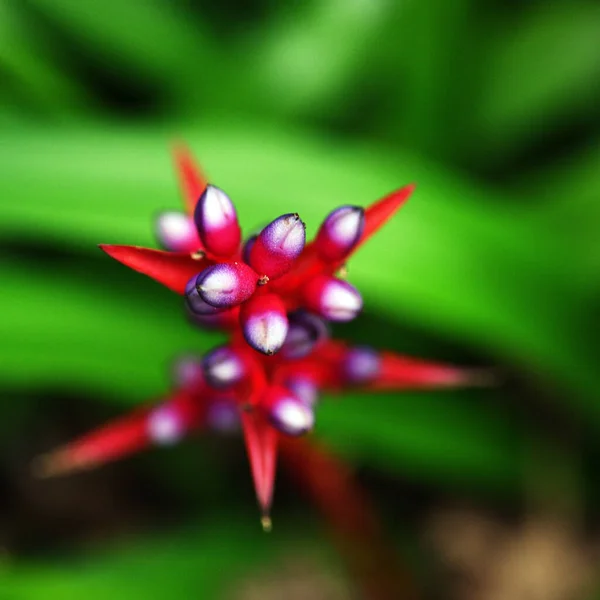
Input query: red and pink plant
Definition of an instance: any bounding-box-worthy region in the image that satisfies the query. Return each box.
[38,145,485,532]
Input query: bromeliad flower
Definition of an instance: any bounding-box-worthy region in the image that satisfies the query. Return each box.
[100,145,414,353]
[37,145,489,531]
[36,337,483,530]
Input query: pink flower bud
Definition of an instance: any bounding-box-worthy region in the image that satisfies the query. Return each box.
[206,399,239,433]
[171,354,205,388]
[194,185,241,257]
[284,376,319,405]
[342,346,381,384]
[303,275,363,322]
[196,262,258,308]
[156,211,202,252]
[314,205,364,262]
[203,346,247,389]
[185,275,222,315]
[249,213,306,279]
[240,293,288,355]
[280,311,329,359]
[264,386,315,436]
[147,405,185,445]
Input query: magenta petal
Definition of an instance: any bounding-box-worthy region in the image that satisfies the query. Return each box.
[194,185,241,257]
[240,294,288,355]
[99,244,208,295]
[185,275,222,315]
[303,275,363,322]
[249,213,306,279]
[264,386,315,437]
[196,262,258,308]
[202,345,247,389]
[315,205,365,263]
[155,211,202,253]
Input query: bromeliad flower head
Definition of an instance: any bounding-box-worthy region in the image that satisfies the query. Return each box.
[99,144,415,357]
[37,144,493,529]
[36,335,487,528]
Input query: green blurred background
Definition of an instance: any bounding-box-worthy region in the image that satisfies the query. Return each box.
[1,0,599,598]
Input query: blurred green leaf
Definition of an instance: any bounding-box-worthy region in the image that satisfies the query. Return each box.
[1,122,596,410]
[0,261,219,403]
[1,518,319,600]
[25,0,220,114]
[318,389,522,490]
[0,2,87,116]
[473,1,600,160]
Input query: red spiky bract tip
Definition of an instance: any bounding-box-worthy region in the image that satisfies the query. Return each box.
[34,390,204,479]
[33,410,150,478]
[361,184,415,241]
[172,143,208,216]
[368,352,487,390]
[99,244,208,295]
[241,410,278,529]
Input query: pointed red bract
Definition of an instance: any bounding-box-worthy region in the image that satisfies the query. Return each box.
[100,245,208,295]
[241,411,278,529]
[35,389,204,478]
[173,144,208,216]
[357,184,415,253]
[273,185,415,296]
[368,352,488,390]
[35,410,150,478]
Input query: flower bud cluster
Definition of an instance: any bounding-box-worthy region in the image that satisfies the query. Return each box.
[40,146,486,523]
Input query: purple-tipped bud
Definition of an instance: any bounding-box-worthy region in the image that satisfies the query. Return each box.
[194,185,241,257]
[343,346,381,384]
[303,275,363,322]
[203,346,246,389]
[172,354,205,388]
[185,275,222,315]
[206,400,239,433]
[265,387,315,436]
[249,213,306,279]
[280,311,329,359]
[240,293,288,355]
[196,262,258,308]
[315,205,365,262]
[147,406,184,445]
[284,376,319,405]
[242,235,257,264]
[155,211,202,253]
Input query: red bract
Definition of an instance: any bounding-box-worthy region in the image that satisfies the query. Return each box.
[38,336,488,523]
[39,144,492,536]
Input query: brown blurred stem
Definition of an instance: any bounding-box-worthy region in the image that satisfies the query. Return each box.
[280,437,420,600]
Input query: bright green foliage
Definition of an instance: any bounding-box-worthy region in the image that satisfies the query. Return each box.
[1,0,599,597]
